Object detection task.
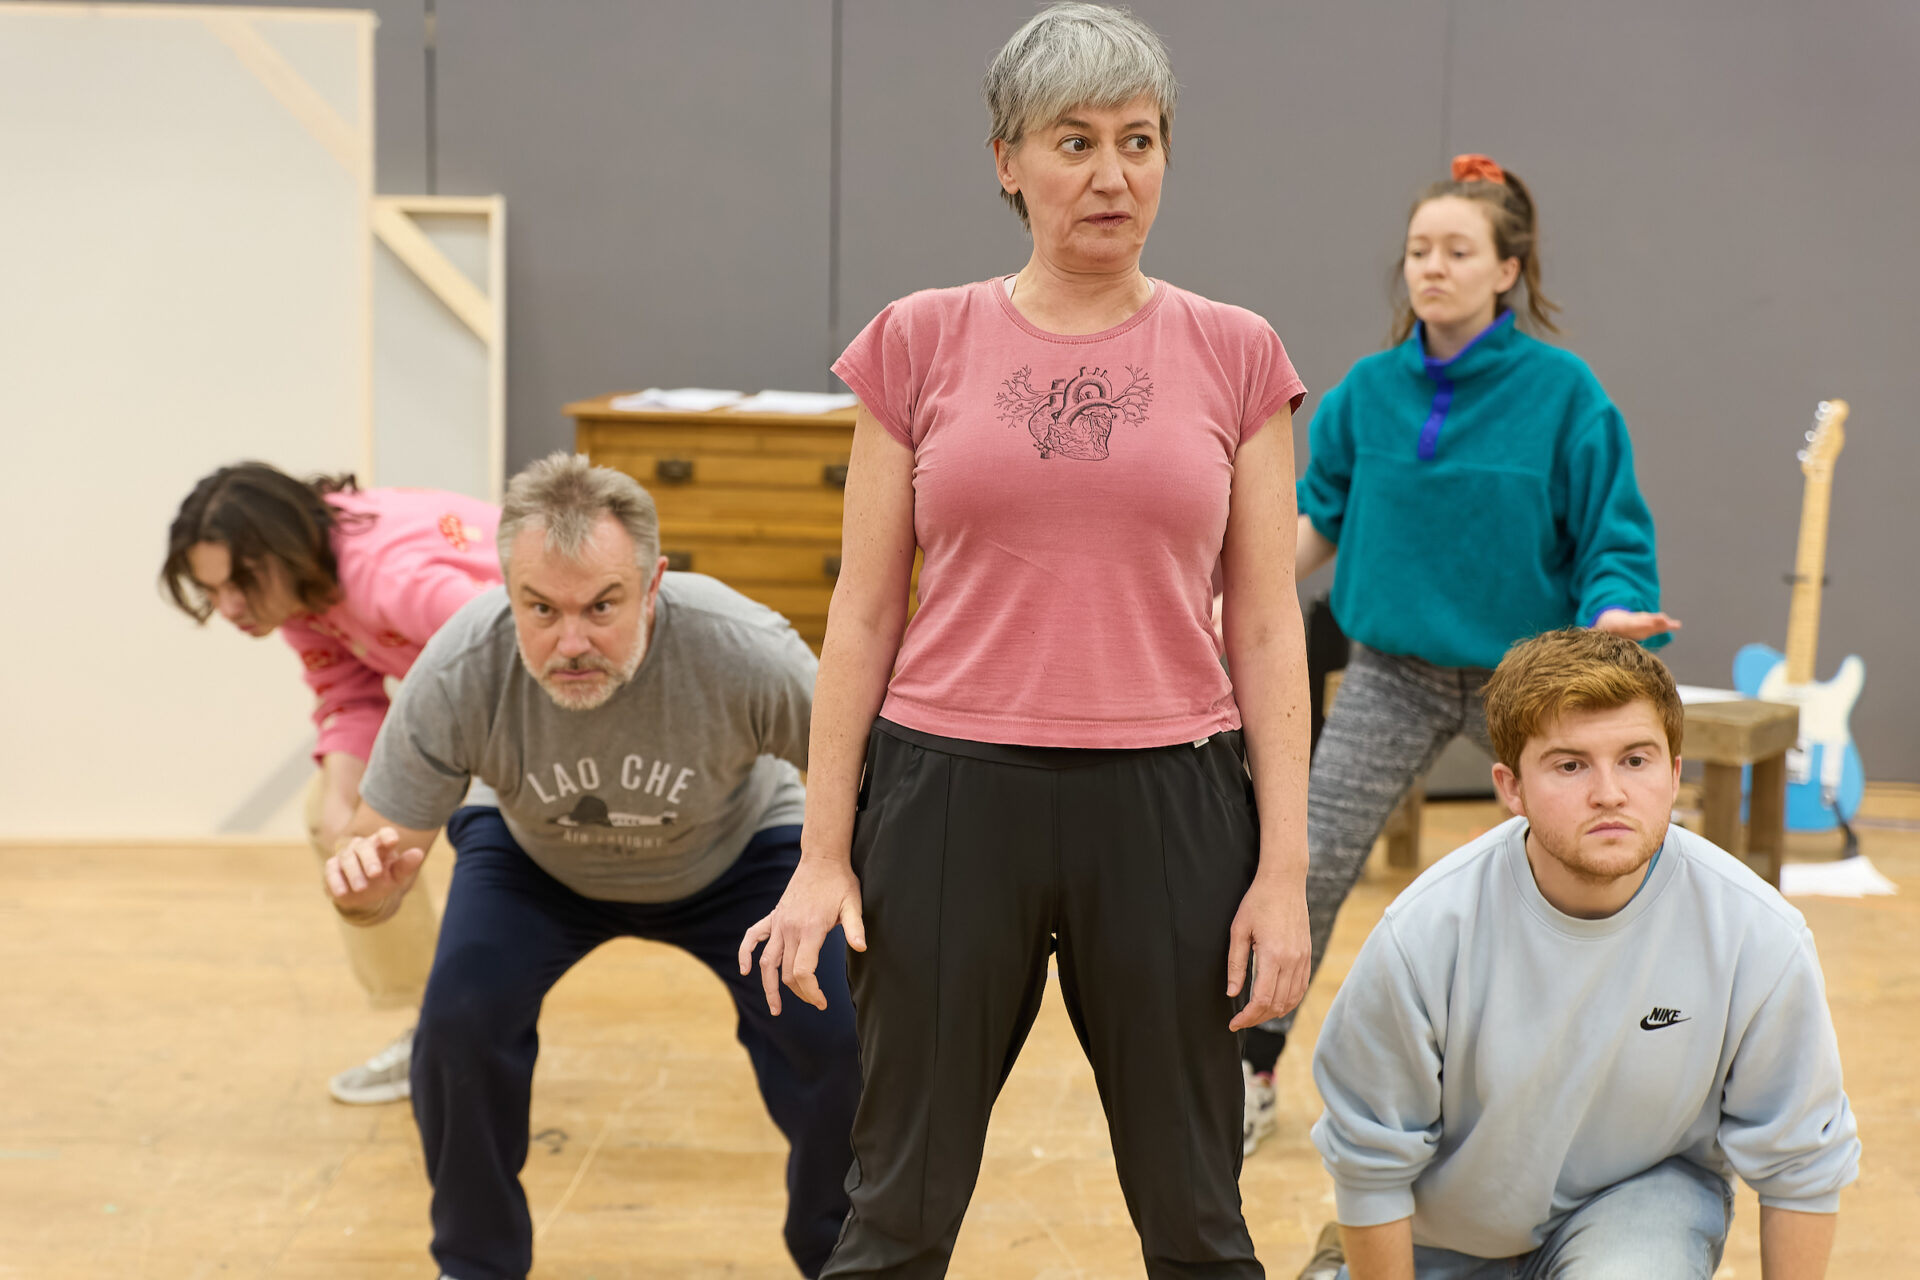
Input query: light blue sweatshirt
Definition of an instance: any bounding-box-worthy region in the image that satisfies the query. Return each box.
[1311,817,1858,1258]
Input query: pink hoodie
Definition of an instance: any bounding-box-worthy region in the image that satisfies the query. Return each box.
[278,488,502,763]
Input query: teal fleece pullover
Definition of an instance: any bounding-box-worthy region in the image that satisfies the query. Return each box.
[1298,314,1666,669]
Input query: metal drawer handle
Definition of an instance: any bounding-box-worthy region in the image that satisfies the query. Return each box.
[655,458,695,484]
[823,555,842,578]
[663,550,693,572]
[822,462,849,488]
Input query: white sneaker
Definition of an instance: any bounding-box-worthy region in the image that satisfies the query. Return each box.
[328,1026,414,1105]
[1242,1059,1277,1155]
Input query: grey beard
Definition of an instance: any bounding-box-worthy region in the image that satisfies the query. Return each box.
[516,636,645,712]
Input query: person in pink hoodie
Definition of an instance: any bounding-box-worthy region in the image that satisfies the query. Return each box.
[162,461,501,1104]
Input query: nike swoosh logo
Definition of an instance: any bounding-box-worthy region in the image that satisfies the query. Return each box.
[1639,1015,1691,1030]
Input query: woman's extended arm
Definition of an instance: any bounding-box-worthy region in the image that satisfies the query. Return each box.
[1220,409,1313,1029]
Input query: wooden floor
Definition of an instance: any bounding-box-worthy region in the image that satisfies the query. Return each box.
[4,801,1914,1278]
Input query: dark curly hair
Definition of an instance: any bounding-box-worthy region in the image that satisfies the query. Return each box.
[161,462,369,622]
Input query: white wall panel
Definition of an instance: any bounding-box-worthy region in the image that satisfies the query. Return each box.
[0,4,373,838]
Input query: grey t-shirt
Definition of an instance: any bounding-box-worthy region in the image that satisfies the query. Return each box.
[360,573,813,903]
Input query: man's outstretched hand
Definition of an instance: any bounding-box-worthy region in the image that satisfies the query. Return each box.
[323,827,424,923]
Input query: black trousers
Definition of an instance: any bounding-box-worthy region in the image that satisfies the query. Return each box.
[414,809,860,1280]
[821,720,1264,1279]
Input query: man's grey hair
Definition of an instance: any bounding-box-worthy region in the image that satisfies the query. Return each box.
[984,3,1177,229]
[497,452,660,576]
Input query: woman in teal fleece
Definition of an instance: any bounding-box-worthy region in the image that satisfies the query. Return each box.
[1239,155,1680,1150]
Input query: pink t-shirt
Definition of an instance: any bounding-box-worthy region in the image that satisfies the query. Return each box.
[833,277,1305,748]
[279,488,502,762]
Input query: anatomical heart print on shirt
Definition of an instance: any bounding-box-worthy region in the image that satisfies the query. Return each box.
[995,364,1155,460]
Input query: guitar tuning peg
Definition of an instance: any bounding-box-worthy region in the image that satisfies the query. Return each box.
[1795,449,1809,462]
[1805,430,1817,442]
[1817,400,1831,412]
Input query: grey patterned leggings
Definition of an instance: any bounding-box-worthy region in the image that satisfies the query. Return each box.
[1266,644,1496,1037]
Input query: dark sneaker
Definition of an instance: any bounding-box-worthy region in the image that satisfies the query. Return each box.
[1243,1060,1278,1155]
[1297,1221,1345,1280]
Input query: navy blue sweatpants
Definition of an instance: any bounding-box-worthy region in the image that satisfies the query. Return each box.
[413,808,860,1280]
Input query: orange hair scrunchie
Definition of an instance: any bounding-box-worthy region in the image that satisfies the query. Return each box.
[1451,153,1506,185]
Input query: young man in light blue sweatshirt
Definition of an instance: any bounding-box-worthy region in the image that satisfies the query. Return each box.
[1303,628,1858,1280]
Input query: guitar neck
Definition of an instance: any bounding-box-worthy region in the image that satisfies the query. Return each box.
[1784,474,1832,685]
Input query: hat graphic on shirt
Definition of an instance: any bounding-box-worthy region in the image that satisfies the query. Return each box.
[550,795,677,828]
[553,795,614,827]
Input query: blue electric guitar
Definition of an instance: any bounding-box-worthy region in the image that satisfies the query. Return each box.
[1733,400,1865,835]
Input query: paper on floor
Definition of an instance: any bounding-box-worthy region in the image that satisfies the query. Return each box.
[1780,855,1899,898]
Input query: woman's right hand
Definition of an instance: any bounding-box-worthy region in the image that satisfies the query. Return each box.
[737,855,867,1014]
[1592,608,1683,641]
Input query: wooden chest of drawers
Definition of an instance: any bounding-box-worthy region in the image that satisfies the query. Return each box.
[569,397,858,649]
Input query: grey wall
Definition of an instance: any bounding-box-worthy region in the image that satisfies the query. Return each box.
[155,0,1920,781]
[1439,3,1920,786]
[436,1,835,460]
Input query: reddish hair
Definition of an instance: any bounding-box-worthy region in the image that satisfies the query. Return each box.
[1483,629,1683,773]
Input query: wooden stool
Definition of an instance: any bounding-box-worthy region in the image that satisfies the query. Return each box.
[1683,699,1800,887]
[1324,669,1424,870]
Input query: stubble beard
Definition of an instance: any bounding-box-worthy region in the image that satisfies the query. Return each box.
[1531,814,1667,887]
[518,634,646,712]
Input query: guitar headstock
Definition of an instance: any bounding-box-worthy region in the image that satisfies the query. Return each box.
[1798,399,1849,481]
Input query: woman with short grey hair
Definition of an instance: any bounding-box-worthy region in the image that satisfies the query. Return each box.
[742,6,1312,1274]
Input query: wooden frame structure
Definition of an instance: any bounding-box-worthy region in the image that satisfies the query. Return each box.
[372,194,509,499]
[191,1,376,478]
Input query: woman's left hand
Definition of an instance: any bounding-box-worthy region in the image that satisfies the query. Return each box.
[1226,872,1311,1030]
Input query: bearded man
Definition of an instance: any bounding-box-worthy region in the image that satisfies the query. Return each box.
[1299,628,1858,1280]
[324,453,858,1280]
